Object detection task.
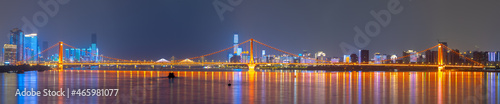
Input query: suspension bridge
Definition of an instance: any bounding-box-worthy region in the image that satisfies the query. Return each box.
[19,39,485,70]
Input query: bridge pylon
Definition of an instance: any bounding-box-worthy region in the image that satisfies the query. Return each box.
[247,39,256,71]
[437,43,444,66]
[437,43,446,70]
[58,41,64,69]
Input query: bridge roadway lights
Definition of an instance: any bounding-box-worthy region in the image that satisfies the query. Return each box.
[438,65,445,71]
[247,64,256,71]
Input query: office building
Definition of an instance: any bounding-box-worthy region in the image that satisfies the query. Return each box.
[3,44,17,65]
[10,28,24,62]
[24,33,38,61]
[233,34,238,54]
[91,33,98,62]
[488,51,497,62]
[359,50,369,63]
[473,51,488,63]
[425,50,434,63]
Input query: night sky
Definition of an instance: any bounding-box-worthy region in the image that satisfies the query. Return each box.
[1,0,499,60]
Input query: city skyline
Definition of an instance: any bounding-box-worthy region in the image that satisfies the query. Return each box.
[0,0,499,60]
[1,1,499,104]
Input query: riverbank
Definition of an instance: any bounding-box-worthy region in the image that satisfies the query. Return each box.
[0,65,52,73]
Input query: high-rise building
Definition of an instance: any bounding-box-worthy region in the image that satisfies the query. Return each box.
[359,50,369,63]
[262,50,265,56]
[24,33,38,61]
[10,28,24,62]
[237,48,242,55]
[233,34,238,54]
[91,33,99,62]
[229,34,239,61]
[3,44,17,65]
[473,51,488,63]
[448,49,460,64]
[425,50,433,63]
[497,52,500,62]
[488,51,498,62]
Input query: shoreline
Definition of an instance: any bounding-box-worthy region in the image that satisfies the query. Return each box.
[0,65,52,73]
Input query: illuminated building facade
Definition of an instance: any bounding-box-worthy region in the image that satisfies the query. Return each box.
[91,33,99,62]
[390,55,397,63]
[343,55,350,63]
[229,34,239,62]
[24,33,38,61]
[373,53,387,64]
[488,51,497,62]
[233,34,238,54]
[10,28,24,62]
[3,44,17,65]
[61,34,100,62]
[315,51,326,63]
[403,50,419,63]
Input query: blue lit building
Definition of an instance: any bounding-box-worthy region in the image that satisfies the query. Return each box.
[24,33,38,61]
[10,28,24,62]
[229,33,239,62]
[91,33,99,62]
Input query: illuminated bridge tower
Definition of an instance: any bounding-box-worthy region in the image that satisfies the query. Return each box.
[437,43,444,68]
[247,39,256,70]
[58,41,64,69]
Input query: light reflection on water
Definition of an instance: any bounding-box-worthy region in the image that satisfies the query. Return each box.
[0,69,499,104]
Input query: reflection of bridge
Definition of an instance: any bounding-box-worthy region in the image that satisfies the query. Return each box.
[23,39,484,69]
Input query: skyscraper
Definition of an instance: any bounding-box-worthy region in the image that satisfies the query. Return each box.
[488,51,497,62]
[233,34,238,54]
[91,33,98,62]
[359,50,369,63]
[24,33,38,61]
[10,28,24,62]
[229,34,239,61]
